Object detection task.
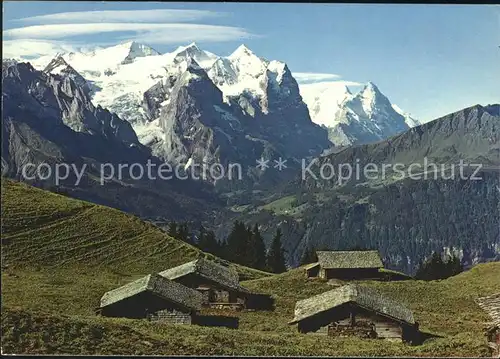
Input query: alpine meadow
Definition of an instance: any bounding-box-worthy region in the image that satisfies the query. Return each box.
[1,2,499,357]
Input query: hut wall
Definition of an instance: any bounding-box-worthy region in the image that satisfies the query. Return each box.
[176,274,244,306]
[322,268,381,280]
[306,265,320,278]
[319,268,327,279]
[352,312,405,341]
[149,308,192,324]
[486,327,500,357]
[101,292,185,319]
[298,304,352,333]
[296,304,413,343]
[199,288,210,305]
[328,320,376,339]
[213,288,230,302]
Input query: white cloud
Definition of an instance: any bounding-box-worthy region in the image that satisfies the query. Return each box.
[293,72,341,83]
[3,8,255,56]
[2,39,81,59]
[299,80,364,93]
[3,23,254,47]
[15,9,222,24]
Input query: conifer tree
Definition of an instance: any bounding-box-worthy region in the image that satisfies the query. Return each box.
[226,221,249,264]
[178,222,190,243]
[415,251,463,280]
[204,230,220,257]
[266,228,287,273]
[197,224,207,250]
[167,221,178,238]
[248,223,267,270]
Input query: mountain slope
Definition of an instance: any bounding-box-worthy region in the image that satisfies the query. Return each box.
[303,103,500,188]
[3,227,498,357]
[220,104,500,271]
[1,178,268,280]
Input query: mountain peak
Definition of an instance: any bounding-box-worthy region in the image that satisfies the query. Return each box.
[229,44,255,59]
[186,42,200,50]
[362,81,380,93]
[118,41,160,64]
[43,55,70,73]
[173,42,202,56]
[357,81,389,107]
[119,41,160,55]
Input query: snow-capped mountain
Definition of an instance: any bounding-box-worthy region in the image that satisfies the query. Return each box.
[29,39,420,172]
[300,81,420,146]
[43,55,96,96]
[299,81,353,127]
[31,41,330,182]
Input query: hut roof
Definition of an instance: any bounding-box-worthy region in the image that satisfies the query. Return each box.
[304,262,320,270]
[289,284,415,325]
[100,273,202,311]
[476,292,500,328]
[316,250,383,269]
[159,258,250,293]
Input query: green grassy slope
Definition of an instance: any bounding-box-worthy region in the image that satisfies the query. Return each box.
[1,179,498,356]
[1,179,268,280]
[242,263,499,337]
[3,263,497,356]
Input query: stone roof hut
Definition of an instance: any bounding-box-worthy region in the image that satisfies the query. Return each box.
[289,284,423,344]
[159,258,273,310]
[306,251,384,280]
[476,293,500,357]
[99,273,202,324]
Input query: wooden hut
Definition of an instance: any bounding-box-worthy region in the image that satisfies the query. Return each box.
[159,258,273,310]
[476,293,500,357]
[309,251,384,280]
[289,284,424,344]
[304,262,320,278]
[98,273,202,324]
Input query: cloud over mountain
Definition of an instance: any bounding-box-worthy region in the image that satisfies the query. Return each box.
[15,9,223,23]
[3,9,256,59]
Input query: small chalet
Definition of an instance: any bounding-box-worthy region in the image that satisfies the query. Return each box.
[99,273,202,324]
[306,250,384,280]
[289,284,424,344]
[159,258,273,311]
[476,293,500,357]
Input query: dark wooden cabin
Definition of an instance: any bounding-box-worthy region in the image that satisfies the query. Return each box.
[98,273,202,324]
[476,293,500,357]
[159,258,274,311]
[289,284,425,344]
[307,251,384,280]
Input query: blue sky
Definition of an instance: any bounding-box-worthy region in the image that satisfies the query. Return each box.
[3,2,499,122]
